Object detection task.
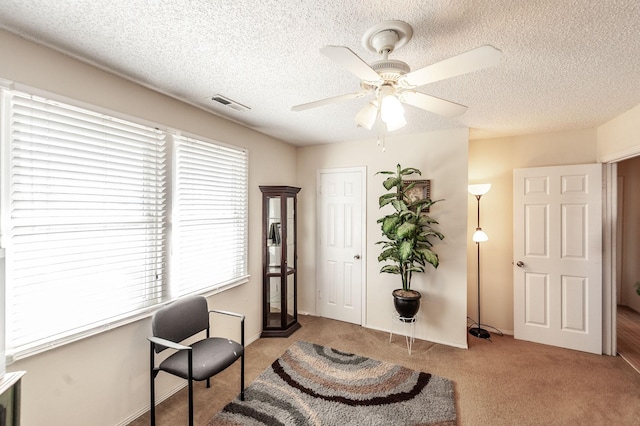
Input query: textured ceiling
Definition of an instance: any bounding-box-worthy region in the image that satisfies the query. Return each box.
[1,0,639,146]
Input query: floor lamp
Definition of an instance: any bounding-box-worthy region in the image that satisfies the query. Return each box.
[468,184,502,340]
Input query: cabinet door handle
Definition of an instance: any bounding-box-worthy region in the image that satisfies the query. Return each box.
[354,254,361,259]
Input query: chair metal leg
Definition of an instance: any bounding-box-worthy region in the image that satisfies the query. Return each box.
[150,391,155,424]
[150,343,156,426]
[240,316,245,401]
[188,351,193,426]
[240,354,245,401]
[150,377,155,426]
[187,379,193,426]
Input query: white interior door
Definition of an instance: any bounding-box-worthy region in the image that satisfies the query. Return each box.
[317,168,365,325]
[514,163,602,354]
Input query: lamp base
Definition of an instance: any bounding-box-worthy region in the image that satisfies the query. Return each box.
[468,327,491,340]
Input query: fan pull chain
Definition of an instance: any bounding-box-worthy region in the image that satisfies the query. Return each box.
[377,132,386,152]
[376,118,386,151]
[375,94,386,152]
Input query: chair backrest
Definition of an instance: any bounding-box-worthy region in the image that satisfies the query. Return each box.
[152,295,209,353]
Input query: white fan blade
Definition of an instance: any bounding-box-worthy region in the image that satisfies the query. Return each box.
[402,45,502,87]
[401,91,467,117]
[320,46,381,83]
[291,91,367,111]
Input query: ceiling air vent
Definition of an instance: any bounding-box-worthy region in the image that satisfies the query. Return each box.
[210,94,250,112]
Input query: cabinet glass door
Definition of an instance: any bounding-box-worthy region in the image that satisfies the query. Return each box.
[267,196,281,268]
[266,196,282,327]
[285,196,295,326]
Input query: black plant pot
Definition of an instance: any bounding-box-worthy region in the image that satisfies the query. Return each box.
[392,289,422,320]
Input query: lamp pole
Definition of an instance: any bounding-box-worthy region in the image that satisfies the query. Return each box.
[469,193,491,339]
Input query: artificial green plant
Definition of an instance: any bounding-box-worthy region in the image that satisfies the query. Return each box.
[376,164,444,294]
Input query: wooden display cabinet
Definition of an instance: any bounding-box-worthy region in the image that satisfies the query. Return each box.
[260,186,301,337]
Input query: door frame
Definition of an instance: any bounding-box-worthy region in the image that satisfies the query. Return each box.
[602,144,640,355]
[315,166,367,326]
[603,162,617,356]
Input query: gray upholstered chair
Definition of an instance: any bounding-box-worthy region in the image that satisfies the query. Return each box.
[148,295,244,426]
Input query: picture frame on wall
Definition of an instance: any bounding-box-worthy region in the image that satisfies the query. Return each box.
[403,179,431,212]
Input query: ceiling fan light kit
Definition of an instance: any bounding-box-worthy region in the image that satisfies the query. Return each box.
[292,20,502,139]
[354,101,378,130]
[379,85,406,131]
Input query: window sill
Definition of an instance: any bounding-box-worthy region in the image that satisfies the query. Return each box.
[6,275,249,364]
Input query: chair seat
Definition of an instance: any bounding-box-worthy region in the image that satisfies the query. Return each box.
[159,337,243,381]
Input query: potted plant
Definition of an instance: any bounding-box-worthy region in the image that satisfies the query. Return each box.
[376,164,444,319]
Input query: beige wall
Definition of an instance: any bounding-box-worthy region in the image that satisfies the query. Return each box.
[297,129,470,348]
[0,30,297,426]
[617,157,640,312]
[598,103,640,161]
[467,129,598,333]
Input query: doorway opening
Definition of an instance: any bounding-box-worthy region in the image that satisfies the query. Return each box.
[614,156,640,372]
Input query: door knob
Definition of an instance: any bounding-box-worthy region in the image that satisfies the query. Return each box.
[354,254,361,259]
[516,261,525,268]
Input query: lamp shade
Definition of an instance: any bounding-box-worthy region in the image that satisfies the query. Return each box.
[377,85,406,131]
[355,102,378,130]
[468,183,491,196]
[384,111,407,131]
[380,94,406,131]
[473,227,488,242]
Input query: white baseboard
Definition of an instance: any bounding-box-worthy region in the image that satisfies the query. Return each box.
[363,323,468,350]
[116,382,187,426]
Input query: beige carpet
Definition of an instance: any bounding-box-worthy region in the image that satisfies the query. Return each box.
[131,315,640,426]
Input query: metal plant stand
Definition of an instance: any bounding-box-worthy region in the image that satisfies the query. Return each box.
[389,312,416,354]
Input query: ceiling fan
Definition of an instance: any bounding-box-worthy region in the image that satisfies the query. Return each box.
[291,21,502,132]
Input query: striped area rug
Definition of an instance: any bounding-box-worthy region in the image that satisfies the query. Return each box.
[208,341,456,425]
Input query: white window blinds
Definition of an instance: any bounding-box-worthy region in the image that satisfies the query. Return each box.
[173,134,248,296]
[3,90,167,357]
